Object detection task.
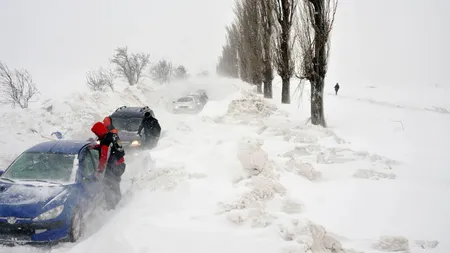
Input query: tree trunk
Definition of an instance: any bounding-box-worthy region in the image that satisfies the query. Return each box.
[310,78,326,127]
[256,83,263,94]
[263,80,273,99]
[309,0,327,127]
[281,77,290,104]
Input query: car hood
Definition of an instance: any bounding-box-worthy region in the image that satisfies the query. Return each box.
[118,131,140,142]
[0,181,69,218]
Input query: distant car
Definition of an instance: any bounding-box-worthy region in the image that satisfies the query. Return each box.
[172,96,203,114]
[0,140,102,244]
[110,106,156,151]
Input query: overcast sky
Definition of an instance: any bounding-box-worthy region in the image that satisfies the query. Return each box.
[0,0,449,97]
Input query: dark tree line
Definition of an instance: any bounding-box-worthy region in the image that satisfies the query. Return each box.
[217,0,338,127]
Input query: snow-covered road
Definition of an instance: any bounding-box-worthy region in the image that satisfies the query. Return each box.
[1,78,449,253]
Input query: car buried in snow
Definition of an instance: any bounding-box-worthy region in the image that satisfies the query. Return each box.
[0,140,103,245]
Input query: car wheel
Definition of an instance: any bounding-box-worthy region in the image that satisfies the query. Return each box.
[69,208,83,242]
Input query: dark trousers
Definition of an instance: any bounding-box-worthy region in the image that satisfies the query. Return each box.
[142,134,158,149]
[103,163,125,210]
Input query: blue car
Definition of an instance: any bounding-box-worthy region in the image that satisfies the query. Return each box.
[0,140,103,244]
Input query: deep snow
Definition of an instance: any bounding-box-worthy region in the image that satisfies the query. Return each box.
[0,76,448,253]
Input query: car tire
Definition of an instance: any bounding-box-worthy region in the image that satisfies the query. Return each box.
[69,208,83,243]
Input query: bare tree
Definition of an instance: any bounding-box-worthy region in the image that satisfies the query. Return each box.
[110,46,150,86]
[0,62,38,109]
[297,0,338,127]
[216,24,240,78]
[150,59,173,84]
[238,0,264,93]
[173,65,188,80]
[274,0,298,104]
[259,0,276,99]
[86,68,116,91]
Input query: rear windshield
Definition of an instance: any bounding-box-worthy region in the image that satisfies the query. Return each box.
[177,97,193,102]
[111,117,142,132]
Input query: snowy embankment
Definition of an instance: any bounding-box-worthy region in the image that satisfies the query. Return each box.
[1,76,449,253]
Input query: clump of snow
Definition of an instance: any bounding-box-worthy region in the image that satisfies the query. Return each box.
[278,219,350,253]
[372,236,409,252]
[226,96,277,124]
[353,169,396,180]
[285,158,322,181]
[237,137,269,178]
[281,198,304,214]
[414,240,439,249]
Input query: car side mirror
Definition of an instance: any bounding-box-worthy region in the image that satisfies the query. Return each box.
[0,170,4,176]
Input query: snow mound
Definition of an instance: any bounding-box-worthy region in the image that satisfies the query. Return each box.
[237,137,269,177]
[372,236,409,252]
[226,96,277,124]
[278,219,351,253]
[285,158,322,181]
[219,137,285,228]
[353,169,396,180]
[414,240,439,249]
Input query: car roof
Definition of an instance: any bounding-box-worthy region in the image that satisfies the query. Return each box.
[25,140,90,154]
[111,106,154,118]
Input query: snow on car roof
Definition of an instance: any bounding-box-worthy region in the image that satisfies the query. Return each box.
[25,140,90,154]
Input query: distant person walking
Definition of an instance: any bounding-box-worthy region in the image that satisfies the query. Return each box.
[334,83,340,95]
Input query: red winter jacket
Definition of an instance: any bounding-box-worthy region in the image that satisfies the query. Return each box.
[91,122,126,173]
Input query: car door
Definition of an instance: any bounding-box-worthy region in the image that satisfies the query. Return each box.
[80,148,101,210]
[86,148,103,205]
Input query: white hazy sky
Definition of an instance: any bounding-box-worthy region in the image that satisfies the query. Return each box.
[0,0,449,97]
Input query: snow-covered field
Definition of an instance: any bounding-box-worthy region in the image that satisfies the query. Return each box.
[0,76,448,253]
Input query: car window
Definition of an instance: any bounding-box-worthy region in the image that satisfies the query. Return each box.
[89,148,99,168]
[83,150,96,176]
[177,97,193,102]
[111,117,142,132]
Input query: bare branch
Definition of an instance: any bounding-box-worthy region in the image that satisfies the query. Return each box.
[86,67,116,92]
[0,62,38,109]
[110,46,150,85]
[150,59,173,84]
[173,65,188,80]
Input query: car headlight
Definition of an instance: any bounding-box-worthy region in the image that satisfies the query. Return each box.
[33,205,64,221]
[130,140,141,147]
[96,140,100,145]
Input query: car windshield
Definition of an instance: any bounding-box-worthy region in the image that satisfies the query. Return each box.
[112,117,142,132]
[1,152,77,184]
[177,97,193,102]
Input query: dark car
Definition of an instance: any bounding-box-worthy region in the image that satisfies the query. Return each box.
[109,106,155,151]
[0,140,102,244]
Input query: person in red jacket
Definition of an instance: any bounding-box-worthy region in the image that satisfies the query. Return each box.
[103,116,118,134]
[91,121,126,210]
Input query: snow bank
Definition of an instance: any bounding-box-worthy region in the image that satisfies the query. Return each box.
[0,77,243,168]
[372,236,410,252]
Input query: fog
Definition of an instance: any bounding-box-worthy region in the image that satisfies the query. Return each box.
[0,0,448,97]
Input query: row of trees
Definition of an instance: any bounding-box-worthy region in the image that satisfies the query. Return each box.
[87,47,189,91]
[216,0,338,127]
[0,46,199,108]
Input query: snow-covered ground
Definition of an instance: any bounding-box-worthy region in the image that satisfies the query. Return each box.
[0,76,448,253]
